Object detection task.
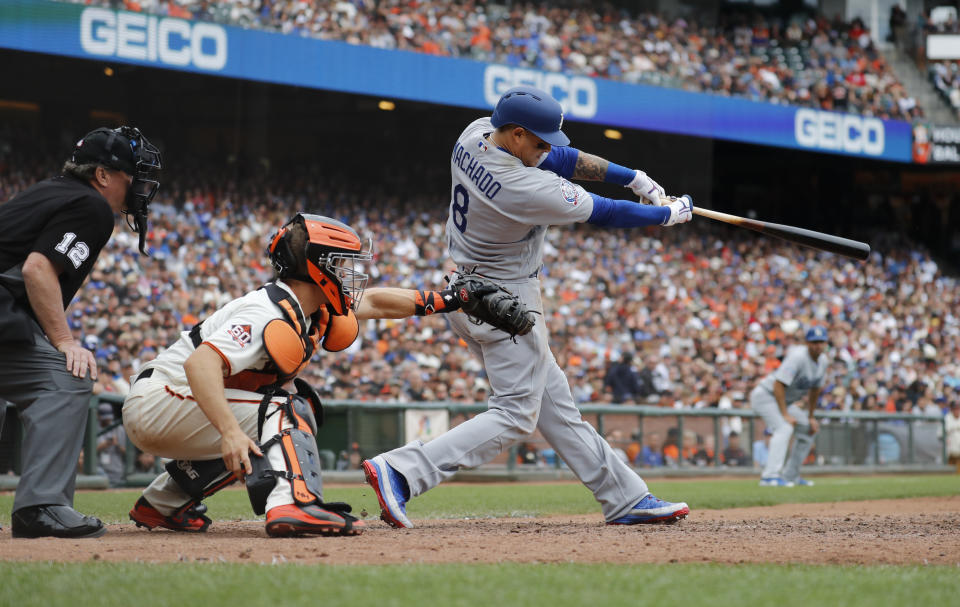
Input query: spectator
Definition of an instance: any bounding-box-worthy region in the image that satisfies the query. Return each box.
[134,450,157,474]
[637,432,666,468]
[516,442,539,465]
[603,351,645,403]
[691,435,715,467]
[605,430,630,466]
[722,432,751,467]
[636,355,662,401]
[664,429,697,466]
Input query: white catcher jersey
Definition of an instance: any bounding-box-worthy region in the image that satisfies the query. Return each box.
[758,344,828,403]
[446,117,594,279]
[142,281,310,384]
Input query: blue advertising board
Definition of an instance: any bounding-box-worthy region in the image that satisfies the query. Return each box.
[0,0,912,162]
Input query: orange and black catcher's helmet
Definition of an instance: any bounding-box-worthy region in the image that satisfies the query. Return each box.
[267,213,372,315]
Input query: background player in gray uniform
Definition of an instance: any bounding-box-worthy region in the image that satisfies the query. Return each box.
[750,326,828,487]
[364,85,693,527]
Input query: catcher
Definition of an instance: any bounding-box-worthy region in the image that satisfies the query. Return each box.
[123,212,530,536]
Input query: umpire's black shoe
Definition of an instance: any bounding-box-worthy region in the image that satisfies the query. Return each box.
[11,505,106,539]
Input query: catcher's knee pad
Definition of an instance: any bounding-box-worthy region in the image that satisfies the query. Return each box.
[165,458,237,513]
[246,394,323,515]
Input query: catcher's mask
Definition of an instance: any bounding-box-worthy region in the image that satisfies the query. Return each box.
[267,213,372,315]
[71,126,162,255]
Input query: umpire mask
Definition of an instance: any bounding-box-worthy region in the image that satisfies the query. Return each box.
[72,126,163,255]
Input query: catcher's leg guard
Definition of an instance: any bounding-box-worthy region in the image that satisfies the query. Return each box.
[250,395,363,536]
[130,459,236,532]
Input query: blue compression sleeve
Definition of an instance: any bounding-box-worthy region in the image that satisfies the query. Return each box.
[587,194,669,228]
[538,146,579,178]
[604,161,635,186]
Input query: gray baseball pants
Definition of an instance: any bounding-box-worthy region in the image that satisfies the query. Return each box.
[750,386,814,483]
[0,322,93,512]
[382,277,647,521]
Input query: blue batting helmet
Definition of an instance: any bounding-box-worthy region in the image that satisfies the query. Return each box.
[490,86,570,146]
[805,326,828,342]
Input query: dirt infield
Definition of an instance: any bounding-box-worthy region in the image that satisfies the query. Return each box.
[2,496,959,566]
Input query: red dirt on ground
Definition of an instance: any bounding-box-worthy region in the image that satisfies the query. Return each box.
[3,496,959,566]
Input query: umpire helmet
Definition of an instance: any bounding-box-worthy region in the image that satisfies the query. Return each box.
[72,126,162,254]
[267,213,373,315]
[490,85,569,146]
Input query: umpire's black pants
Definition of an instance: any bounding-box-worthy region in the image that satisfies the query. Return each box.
[0,321,93,513]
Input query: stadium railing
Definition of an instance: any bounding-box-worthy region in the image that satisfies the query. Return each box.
[0,395,951,490]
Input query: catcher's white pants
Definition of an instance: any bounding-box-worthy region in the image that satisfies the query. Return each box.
[750,386,810,480]
[381,277,648,522]
[123,371,299,516]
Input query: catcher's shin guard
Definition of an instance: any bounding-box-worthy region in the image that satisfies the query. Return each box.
[246,394,323,515]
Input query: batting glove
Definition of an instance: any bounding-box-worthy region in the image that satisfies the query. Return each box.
[661,195,693,226]
[627,170,665,206]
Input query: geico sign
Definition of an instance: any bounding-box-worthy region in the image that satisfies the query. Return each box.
[484,65,597,118]
[794,109,884,156]
[80,8,227,71]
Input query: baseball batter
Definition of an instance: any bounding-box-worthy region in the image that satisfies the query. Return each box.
[750,326,828,487]
[124,213,463,536]
[365,85,693,527]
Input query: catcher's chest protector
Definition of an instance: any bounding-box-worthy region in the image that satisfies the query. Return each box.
[219,283,358,392]
[261,282,360,374]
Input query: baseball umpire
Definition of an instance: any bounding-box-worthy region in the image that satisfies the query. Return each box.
[750,325,828,487]
[0,126,161,538]
[363,85,693,528]
[123,213,498,536]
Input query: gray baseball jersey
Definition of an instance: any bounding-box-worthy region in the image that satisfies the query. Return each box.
[381,116,651,523]
[758,344,828,403]
[446,118,593,279]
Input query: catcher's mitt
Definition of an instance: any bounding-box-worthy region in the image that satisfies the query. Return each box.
[448,273,537,339]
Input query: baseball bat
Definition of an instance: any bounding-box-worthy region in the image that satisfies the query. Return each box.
[692,207,871,261]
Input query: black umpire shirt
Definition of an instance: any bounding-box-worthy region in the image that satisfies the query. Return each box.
[0,174,114,310]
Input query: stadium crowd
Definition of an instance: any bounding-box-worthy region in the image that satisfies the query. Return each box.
[71,0,921,121]
[1,154,956,427]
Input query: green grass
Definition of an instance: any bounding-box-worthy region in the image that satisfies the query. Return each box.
[4,475,959,606]
[3,474,959,523]
[0,562,958,607]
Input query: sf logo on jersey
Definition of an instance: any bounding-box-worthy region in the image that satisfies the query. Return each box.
[229,324,252,348]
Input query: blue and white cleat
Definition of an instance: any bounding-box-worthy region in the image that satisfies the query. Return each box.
[759,477,794,487]
[362,455,413,529]
[793,477,815,487]
[607,494,690,525]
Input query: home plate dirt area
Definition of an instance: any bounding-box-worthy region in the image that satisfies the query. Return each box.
[2,496,958,566]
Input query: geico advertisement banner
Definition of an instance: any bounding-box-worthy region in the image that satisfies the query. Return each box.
[0,0,912,162]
